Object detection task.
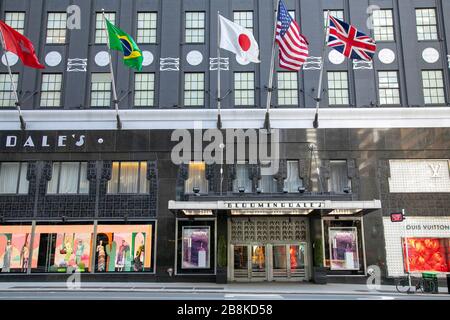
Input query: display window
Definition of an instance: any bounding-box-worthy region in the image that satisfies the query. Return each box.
[182,226,210,269]
[402,238,450,273]
[176,219,215,275]
[0,225,34,273]
[323,219,364,273]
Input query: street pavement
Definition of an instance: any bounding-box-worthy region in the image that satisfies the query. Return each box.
[0,282,449,300]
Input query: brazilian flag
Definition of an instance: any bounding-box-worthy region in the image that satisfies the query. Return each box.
[105,18,143,71]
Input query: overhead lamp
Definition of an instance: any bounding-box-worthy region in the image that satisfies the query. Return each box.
[238,187,245,193]
[343,187,351,194]
[298,186,306,193]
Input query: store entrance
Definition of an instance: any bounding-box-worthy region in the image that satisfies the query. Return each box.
[231,243,308,282]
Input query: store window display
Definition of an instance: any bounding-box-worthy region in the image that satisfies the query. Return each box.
[182,227,210,269]
[402,238,450,273]
[0,226,34,273]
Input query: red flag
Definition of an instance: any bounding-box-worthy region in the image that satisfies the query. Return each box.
[0,20,45,69]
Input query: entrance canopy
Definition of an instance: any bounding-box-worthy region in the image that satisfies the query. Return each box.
[168,200,381,216]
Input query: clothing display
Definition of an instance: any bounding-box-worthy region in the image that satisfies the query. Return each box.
[1,243,12,272]
[133,244,145,271]
[97,243,106,272]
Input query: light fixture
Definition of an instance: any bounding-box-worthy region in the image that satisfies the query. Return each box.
[298,186,306,193]
[283,188,288,194]
[343,187,351,194]
[193,187,200,195]
[238,187,245,193]
[256,188,262,194]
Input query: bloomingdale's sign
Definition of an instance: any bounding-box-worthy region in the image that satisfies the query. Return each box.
[224,201,325,209]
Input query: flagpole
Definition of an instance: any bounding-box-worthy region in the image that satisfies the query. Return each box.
[313,10,330,129]
[264,0,281,131]
[217,11,222,129]
[102,9,122,130]
[0,30,26,130]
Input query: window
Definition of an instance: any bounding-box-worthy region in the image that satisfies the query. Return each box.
[95,12,116,44]
[47,162,89,194]
[185,12,205,43]
[289,11,296,20]
[0,73,18,107]
[182,227,210,269]
[4,12,25,34]
[90,73,111,107]
[233,164,252,193]
[372,9,394,41]
[137,12,157,44]
[327,71,349,105]
[40,74,62,107]
[328,160,350,193]
[329,227,360,270]
[234,72,255,106]
[284,161,303,193]
[234,11,253,33]
[277,72,298,106]
[324,10,344,27]
[46,12,67,44]
[134,73,155,107]
[185,162,208,194]
[378,71,400,105]
[184,73,204,107]
[402,238,450,273]
[108,162,149,194]
[416,8,438,41]
[0,162,28,194]
[422,70,446,105]
[258,162,278,193]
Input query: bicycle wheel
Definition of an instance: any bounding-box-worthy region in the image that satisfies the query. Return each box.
[396,278,410,293]
[416,279,424,293]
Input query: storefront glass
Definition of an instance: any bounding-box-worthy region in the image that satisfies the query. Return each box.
[402,238,450,273]
[328,228,359,270]
[0,225,34,273]
[181,226,210,269]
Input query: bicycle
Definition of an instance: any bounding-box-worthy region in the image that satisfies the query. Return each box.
[395,276,435,294]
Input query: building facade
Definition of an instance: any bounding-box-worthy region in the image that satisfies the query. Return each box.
[0,0,449,282]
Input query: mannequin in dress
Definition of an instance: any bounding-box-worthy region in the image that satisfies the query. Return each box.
[96,240,106,272]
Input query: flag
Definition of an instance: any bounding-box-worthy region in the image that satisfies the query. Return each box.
[275,0,309,71]
[0,20,45,69]
[219,15,260,63]
[326,15,377,61]
[105,18,143,71]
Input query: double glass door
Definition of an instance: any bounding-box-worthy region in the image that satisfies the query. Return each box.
[232,243,307,282]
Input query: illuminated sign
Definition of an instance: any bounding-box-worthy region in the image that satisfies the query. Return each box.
[390,212,404,222]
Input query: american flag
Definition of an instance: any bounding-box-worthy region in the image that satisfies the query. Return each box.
[327,15,377,61]
[275,0,309,71]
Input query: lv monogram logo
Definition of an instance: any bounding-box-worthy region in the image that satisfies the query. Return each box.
[429,164,441,178]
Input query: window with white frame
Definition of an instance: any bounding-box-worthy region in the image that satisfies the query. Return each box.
[422,70,446,105]
[378,71,400,105]
[107,161,149,194]
[4,12,26,34]
[327,71,349,105]
[90,73,111,107]
[234,72,255,106]
[134,73,155,107]
[415,8,438,41]
[137,12,157,44]
[0,73,18,107]
[95,12,116,44]
[47,162,89,194]
[259,163,278,193]
[233,11,253,33]
[185,162,208,195]
[324,9,344,27]
[372,9,394,41]
[277,72,298,106]
[284,161,303,193]
[328,160,350,193]
[46,12,67,44]
[185,12,205,43]
[40,74,62,107]
[233,163,252,193]
[0,162,28,194]
[184,73,204,107]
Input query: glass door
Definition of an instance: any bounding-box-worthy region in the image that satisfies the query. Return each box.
[272,245,288,279]
[251,245,267,280]
[289,244,306,279]
[233,245,249,280]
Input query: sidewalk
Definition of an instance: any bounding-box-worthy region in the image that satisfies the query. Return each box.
[0,281,448,296]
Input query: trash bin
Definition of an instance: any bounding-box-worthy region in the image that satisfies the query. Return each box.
[447,274,450,294]
[422,272,439,294]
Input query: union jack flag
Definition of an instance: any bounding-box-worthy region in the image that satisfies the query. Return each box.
[326,15,376,62]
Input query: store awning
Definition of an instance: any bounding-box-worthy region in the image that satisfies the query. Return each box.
[168,200,381,216]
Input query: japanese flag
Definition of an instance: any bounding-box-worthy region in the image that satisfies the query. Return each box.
[219,15,260,63]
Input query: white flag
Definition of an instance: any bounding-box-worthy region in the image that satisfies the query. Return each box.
[219,15,260,63]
